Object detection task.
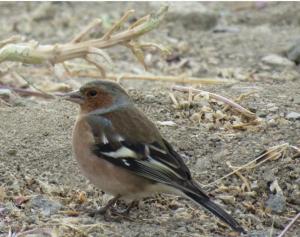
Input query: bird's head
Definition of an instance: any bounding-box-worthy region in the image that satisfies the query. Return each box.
[62,80,131,113]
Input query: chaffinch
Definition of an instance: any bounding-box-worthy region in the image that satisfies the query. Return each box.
[63,80,245,234]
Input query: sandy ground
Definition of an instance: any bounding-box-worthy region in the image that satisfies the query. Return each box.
[0,2,300,237]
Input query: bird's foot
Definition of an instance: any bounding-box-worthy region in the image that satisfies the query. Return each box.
[88,195,121,217]
[88,199,138,222]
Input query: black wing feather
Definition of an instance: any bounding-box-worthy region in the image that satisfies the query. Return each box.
[87,114,192,187]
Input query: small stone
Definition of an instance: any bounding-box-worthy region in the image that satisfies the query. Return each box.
[7,149,17,156]
[290,188,300,205]
[0,89,12,98]
[176,226,187,233]
[151,2,218,31]
[173,207,191,219]
[266,193,286,214]
[257,111,268,118]
[156,121,177,126]
[217,195,236,205]
[32,2,55,21]
[262,54,295,67]
[268,106,278,112]
[190,113,202,123]
[286,38,300,64]
[286,111,300,120]
[213,26,240,33]
[177,41,190,54]
[29,195,62,216]
[293,95,300,105]
[144,94,156,103]
[267,119,277,127]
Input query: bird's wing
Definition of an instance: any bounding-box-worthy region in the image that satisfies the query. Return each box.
[85,107,194,190]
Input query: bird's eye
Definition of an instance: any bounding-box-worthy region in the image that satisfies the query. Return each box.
[86,90,98,97]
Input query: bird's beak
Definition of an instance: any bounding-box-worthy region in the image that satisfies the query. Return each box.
[58,90,85,104]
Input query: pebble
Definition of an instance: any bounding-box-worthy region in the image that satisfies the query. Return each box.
[144,94,156,103]
[266,193,286,214]
[290,189,300,205]
[156,121,177,126]
[268,106,278,112]
[267,118,277,127]
[29,195,62,216]
[262,54,295,67]
[173,207,191,219]
[293,95,300,105]
[0,89,12,98]
[7,149,17,156]
[257,110,268,118]
[150,2,218,31]
[285,38,300,64]
[286,111,300,120]
[217,195,236,205]
[213,26,240,33]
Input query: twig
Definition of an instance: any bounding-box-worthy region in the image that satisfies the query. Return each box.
[11,71,53,98]
[63,62,236,85]
[71,19,102,43]
[85,54,106,78]
[0,98,11,106]
[139,42,171,55]
[0,6,168,70]
[203,143,289,187]
[0,35,22,48]
[172,85,256,119]
[223,91,257,112]
[169,92,179,107]
[129,14,150,29]
[15,228,54,237]
[231,119,261,129]
[87,46,113,65]
[102,9,135,40]
[277,212,300,237]
[106,74,236,85]
[68,70,236,85]
[226,161,251,192]
[0,86,54,99]
[124,40,148,69]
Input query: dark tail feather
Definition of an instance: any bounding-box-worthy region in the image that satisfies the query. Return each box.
[183,189,246,234]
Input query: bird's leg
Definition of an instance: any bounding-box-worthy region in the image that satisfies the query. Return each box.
[123,200,139,215]
[111,200,139,216]
[88,194,121,217]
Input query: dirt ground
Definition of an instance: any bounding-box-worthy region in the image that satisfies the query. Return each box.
[0,2,300,237]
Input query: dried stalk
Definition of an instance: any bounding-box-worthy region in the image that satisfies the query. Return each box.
[277,212,300,237]
[69,70,236,85]
[11,71,54,98]
[71,19,102,43]
[0,35,22,48]
[14,228,54,237]
[108,74,237,85]
[226,161,251,192]
[223,91,257,113]
[55,62,236,85]
[203,143,289,187]
[169,92,179,106]
[172,85,256,119]
[102,9,135,40]
[0,6,168,68]
[0,86,54,99]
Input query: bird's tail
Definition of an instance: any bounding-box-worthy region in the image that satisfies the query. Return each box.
[182,182,246,234]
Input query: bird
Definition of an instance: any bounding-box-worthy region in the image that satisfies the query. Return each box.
[62,80,246,234]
